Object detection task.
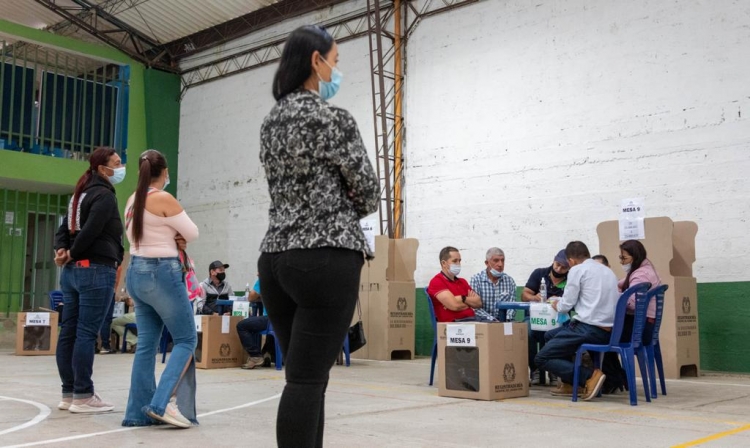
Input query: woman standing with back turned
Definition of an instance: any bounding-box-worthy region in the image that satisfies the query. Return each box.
[53,147,125,413]
[122,149,199,428]
[259,25,380,448]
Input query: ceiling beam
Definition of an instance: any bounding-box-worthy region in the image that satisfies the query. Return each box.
[31,0,178,72]
[157,0,351,61]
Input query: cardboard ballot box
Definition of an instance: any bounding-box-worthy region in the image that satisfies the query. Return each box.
[353,235,419,360]
[16,312,59,356]
[437,322,529,401]
[194,315,244,369]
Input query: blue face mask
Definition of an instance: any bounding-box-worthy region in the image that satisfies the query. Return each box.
[106,166,126,185]
[318,58,342,101]
[490,268,504,278]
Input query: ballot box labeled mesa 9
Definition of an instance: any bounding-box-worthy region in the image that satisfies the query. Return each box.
[193,315,244,369]
[16,311,59,356]
[437,322,529,401]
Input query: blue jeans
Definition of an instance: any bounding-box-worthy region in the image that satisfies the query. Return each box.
[56,264,116,398]
[100,294,115,350]
[236,315,270,357]
[123,256,198,426]
[534,320,612,387]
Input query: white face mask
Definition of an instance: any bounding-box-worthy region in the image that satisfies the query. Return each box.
[622,263,632,273]
[449,264,461,276]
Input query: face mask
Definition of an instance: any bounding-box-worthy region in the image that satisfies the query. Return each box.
[106,166,126,185]
[163,175,170,190]
[551,269,567,279]
[622,263,632,273]
[449,264,461,276]
[317,58,343,101]
[490,268,504,278]
[215,272,226,282]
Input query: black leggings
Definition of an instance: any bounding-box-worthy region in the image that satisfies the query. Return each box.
[259,248,363,448]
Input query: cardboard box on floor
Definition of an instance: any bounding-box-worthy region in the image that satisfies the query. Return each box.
[16,311,59,356]
[597,217,699,379]
[437,322,529,400]
[352,235,419,360]
[194,315,244,369]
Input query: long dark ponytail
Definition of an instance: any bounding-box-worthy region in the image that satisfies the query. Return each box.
[131,149,167,248]
[69,147,116,234]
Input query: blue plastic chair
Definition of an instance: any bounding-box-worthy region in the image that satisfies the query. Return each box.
[424,287,438,386]
[159,326,172,363]
[572,282,652,405]
[261,321,284,371]
[48,290,63,310]
[122,323,137,353]
[645,285,669,398]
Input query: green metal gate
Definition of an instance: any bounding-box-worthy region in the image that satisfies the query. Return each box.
[0,189,70,315]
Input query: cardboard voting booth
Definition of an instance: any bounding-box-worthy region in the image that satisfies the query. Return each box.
[193,315,244,369]
[16,311,59,356]
[352,235,419,361]
[437,322,529,400]
[598,217,699,379]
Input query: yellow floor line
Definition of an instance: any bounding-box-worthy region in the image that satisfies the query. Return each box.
[671,424,750,447]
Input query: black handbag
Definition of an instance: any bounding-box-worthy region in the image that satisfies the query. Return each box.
[347,299,366,353]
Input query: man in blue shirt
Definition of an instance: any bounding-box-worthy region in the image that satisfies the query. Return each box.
[469,247,517,321]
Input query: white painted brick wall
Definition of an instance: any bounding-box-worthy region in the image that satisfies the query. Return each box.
[179,31,376,287]
[406,0,750,285]
[179,0,749,288]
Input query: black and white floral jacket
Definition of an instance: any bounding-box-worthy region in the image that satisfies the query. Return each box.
[259,90,380,258]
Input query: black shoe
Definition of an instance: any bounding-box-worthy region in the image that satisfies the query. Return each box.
[262,353,272,368]
[601,383,622,395]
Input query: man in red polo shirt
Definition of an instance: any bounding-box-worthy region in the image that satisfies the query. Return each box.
[428,246,482,322]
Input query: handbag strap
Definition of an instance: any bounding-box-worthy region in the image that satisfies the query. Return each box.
[356,296,363,321]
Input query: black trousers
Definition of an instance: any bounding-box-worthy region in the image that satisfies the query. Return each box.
[259,248,363,448]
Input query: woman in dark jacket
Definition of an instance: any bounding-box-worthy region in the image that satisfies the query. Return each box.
[53,147,125,413]
[258,25,380,448]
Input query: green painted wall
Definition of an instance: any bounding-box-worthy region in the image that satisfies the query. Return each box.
[143,69,181,196]
[697,282,750,373]
[415,283,750,374]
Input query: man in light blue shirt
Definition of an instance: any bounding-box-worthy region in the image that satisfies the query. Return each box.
[469,247,517,321]
[535,241,619,400]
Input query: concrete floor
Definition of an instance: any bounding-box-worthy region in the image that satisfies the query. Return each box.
[1,350,749,448]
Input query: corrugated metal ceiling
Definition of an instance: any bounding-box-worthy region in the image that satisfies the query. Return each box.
[0,0,281,45]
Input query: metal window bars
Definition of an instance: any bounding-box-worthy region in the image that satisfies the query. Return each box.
[0,39,128,160]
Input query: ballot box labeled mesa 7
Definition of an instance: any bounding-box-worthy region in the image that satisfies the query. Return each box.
[16,311,59,356]
[438,322,529,401]
[194,315,244,369]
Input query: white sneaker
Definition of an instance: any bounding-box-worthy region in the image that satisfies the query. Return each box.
[69,393,114,413]
[58,397,72,410]
[146,397,191,428]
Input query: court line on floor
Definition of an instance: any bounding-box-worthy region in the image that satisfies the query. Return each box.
[0,397,51,437]
[0,394,280,448]
[671,423,750,447]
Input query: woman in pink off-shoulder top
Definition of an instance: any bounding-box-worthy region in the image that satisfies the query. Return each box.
[122,149,200,429]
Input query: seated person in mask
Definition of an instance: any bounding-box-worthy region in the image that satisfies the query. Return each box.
[197,260,234,315]
[523,249,570,386]
[427,246,482,322]
[469,247,517,322]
